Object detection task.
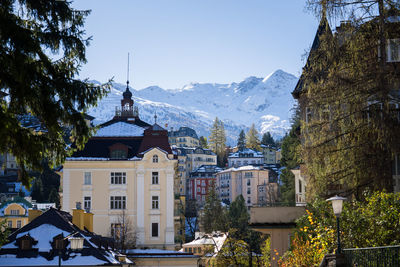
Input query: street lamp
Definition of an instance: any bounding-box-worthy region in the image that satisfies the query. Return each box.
[327,195,346,254]
[58,233,84,266]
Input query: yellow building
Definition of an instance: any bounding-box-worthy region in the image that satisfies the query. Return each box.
[216,166,278,206]
[0,197,32,230]
[62,87,177,249]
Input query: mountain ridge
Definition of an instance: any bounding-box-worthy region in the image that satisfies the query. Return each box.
[88,69,298,145]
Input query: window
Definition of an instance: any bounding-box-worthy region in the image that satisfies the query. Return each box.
[8,220,12,228]
[197,180,200,185]
[197,187,200,192]
[152,196,159,209]
[193,247,197,253]
[10,209,19,215]
[110,196,126,209]
[111,172,126,184]
[110,149,127,159]
[198,247,201,253]
[188,247,192,253]
[247,197,251,204]
[153,155,158,163]
[202,195,205,202]
[247,188,251,194]
[387,39,400,62]
[84,172,91,185]
[306,107,312,123]
[111,223,122,240]
[21,239,32,250]
[393,154,400,176]
[17,220,21,228]
[152,223,158,237]
[299,180,302,193]
[247,179,251,185]
[152,172,159,184]
[201,180,206,186]
[201,188,206,194]
[84,196,91,210]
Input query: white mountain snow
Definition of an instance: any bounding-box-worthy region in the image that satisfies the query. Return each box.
[88,69,298,145]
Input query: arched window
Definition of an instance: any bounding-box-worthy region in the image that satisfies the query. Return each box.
[153,155,158,163]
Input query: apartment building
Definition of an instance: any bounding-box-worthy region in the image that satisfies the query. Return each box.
[227,148,264,168]
[173,147,217,196]
[216,166,278,207]
[188,165,223,205]
[168,127,200,148]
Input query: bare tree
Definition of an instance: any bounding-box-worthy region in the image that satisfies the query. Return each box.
[110,209,136,252]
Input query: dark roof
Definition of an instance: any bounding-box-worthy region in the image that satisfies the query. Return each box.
[292,14,332,98]
[72,137,143,158]
[0,208,122,266]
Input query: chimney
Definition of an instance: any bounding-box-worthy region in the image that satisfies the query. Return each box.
[28,205,43,222]
[84,209,94,232]
[72,202,85,230]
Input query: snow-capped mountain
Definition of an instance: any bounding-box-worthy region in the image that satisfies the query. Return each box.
[88,69,298,145]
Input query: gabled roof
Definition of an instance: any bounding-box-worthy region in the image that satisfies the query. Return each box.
[292,14,332,98]
[0,208,127,266]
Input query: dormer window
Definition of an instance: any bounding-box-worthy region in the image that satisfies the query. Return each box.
[17,234,36,250]
[153,155,158,163]
[109,143,128,159]
[387,39,400,62]
[52,234,67,250]
[110,150,127,159]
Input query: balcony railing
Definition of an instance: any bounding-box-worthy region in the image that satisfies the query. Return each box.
[344,245,400,267]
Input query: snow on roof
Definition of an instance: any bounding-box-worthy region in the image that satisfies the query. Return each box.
[2,224,70,251]
[0,254,108,266]
[217,165,262,174]
[125,249,197,258]
[66,157,110,161]
[182,232,227,256]
[94,121,144,137]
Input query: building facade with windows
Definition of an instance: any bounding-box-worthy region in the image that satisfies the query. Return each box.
[215,166,278,207]
[261,145,277,164]
[227,148,264,168]
[292,10,400,196]
[173,147,217,196]
[0,197,32,231]
[168,127,199,148]
[62,87,177,249]
[188,165,223,205]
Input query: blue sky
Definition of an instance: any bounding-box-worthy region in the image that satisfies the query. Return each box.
[72,0,321,89]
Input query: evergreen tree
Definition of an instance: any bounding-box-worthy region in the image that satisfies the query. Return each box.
[0,0,110,187]
[30,178,44,203]
[48,188,60,208]
[261,132,275,147]
[209,117,227,167]
[302,1,400,199]
[199,136,208,149]
[246,124,261,151]
[237,130,246,151]
[227,195,249,234]
[0,219,10,248]
[219,195,265,267]
[201,186,228,233]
